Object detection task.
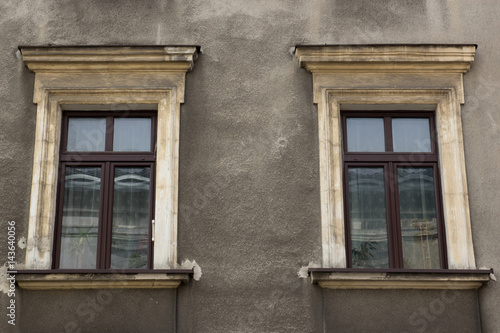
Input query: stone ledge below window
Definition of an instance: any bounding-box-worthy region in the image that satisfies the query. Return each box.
[309,268,493,290]
[15,269,193,290]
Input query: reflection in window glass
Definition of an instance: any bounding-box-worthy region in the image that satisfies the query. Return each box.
[59,167,100,269]
[392,118,431,152]
[67,118,106,151]
[398,167,440,269]
[113,118,152,152]
[348,167,389,268]
[111,167,151,269]
[346,118,385,152]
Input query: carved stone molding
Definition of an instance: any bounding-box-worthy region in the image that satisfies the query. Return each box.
[309,268,492,290]
[16,270,193,289]
[295,44,476,73]
[21,46,198,270]
[20,46,198,72]
[296,45,477,270]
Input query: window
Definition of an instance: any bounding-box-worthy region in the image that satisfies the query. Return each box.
[342,112,446,269]
[295,45,480,274]
[55,112,156,269]
[20,46,198,279]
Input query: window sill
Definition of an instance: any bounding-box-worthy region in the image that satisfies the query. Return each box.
[15,269,193,290]
[309,268,493,290]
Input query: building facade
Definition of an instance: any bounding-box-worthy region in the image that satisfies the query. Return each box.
[0,1,499,332]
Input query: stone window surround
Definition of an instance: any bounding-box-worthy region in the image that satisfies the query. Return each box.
[19,46,198,288]
[295,45,492,288]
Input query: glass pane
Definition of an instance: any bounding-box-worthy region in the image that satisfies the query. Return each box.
[348,167,389,268]
[392,118,431,152]
[67,118,106,151]
[346,118,385,152]
[111,167,151,269]
[398,167,440,269]
[59,167,100,269]
[113,118,152,151]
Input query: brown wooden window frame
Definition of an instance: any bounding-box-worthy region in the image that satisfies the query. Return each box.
[342,111,448,269]
[53,111,157,270]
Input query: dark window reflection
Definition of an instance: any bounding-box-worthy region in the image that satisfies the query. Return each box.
[60,167,100,269]
[110,167,151,269]
[398,167,440,269]
[348,167,389,268]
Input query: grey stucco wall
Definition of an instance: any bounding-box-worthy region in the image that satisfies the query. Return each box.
[1,0,499,332]
[19,289,178,333]
[323,289,481,332]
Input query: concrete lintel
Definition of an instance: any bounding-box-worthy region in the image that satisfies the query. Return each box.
[310,270,491,290]
[16,271,192,290]
[295,45,476,74]
[20,46,199,73]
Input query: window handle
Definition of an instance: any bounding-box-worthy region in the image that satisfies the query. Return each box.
[152,219,155,241]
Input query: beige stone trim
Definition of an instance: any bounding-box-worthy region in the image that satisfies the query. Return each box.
[310,271,490,290]
[296,45,477,270]
[16,272,190,290]
[295,44,476,74]
[21,46,197,270]
[21,46,197,73]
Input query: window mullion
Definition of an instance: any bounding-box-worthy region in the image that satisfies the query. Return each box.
[105,116,114,152]
[385,116,393,152]
[385,162,395,268]
[98,161,113,269]
[387,162,403,268]
[94,162,104,269]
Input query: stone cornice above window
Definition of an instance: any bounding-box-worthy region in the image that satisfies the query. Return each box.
[20,46,198,73]
[295,44,476,73]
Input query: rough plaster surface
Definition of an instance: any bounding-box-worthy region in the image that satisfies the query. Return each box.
[0,0,499,332]
[324,289,482,332]
[19,289,177,333]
